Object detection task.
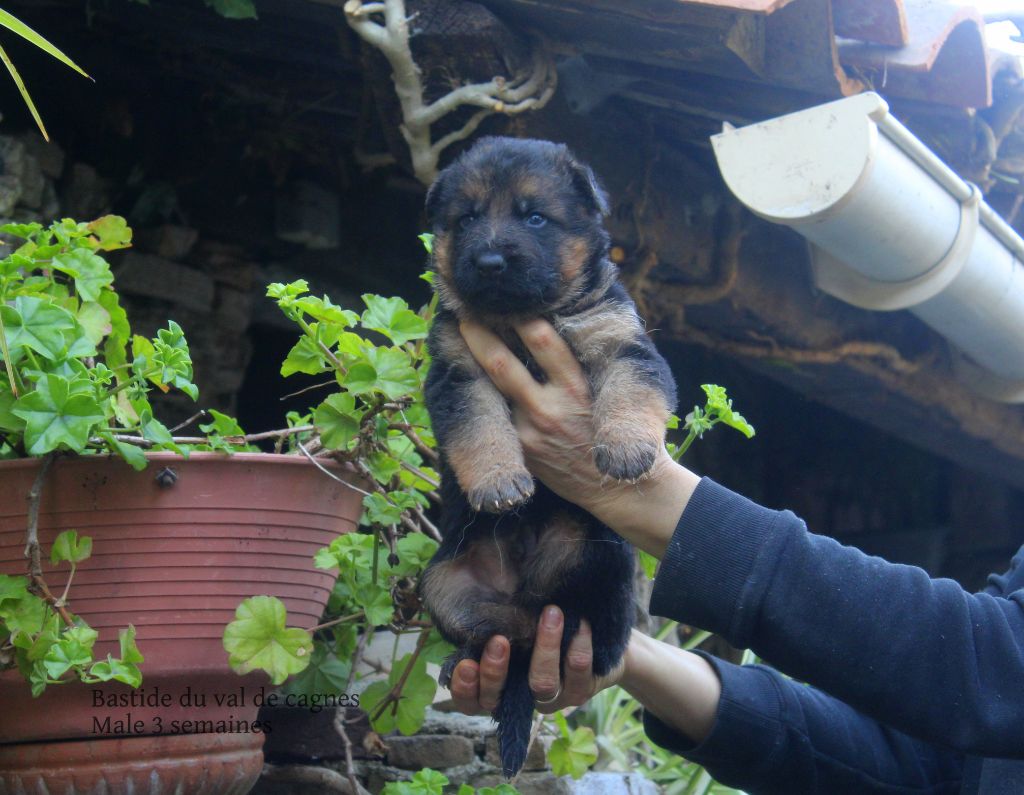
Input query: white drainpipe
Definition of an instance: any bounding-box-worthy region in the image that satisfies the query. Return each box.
[710,91,1024,402]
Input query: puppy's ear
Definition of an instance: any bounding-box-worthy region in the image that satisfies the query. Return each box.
[567,157,610,217]
[425,170,448,228]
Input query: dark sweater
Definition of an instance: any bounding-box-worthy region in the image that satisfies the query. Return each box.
[643,478,1024,794]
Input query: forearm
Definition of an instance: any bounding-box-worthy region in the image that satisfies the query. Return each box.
[617,630,720,744]
[654,478,1024,757]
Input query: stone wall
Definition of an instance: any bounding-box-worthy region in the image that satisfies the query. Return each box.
[253,706,660,795]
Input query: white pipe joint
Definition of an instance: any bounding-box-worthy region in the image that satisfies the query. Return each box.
[711,91,1024,402]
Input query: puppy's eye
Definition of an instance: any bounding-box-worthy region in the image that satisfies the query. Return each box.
[458,214,477,230]
[525,213,547,228]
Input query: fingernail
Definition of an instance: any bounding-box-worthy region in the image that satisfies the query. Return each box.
[458,666,476,685]
[543,606,561,629]
[485,638,506,661]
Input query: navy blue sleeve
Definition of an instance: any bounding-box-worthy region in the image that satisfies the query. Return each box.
[643,653,963,794]
[649,478,1024,758]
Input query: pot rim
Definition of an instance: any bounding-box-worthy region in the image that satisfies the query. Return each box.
[0,450,348,470]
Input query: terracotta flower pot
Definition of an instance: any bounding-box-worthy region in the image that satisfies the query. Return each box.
[0,452,362,794]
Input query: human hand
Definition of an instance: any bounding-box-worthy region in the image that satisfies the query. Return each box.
[449,606,624,715]
[459,318,700,558]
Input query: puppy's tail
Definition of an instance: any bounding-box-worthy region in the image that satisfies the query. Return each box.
[495,654,535,779]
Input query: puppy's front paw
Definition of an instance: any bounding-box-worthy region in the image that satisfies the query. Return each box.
[466,467,535,513]
[593,438,658,481]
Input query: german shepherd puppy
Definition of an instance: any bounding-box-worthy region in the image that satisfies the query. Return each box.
[419,137,677,777]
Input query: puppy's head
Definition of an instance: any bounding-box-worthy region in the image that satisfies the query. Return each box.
[425,137,611,317]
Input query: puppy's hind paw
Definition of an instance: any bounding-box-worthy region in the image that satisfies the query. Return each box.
[593,439,658,482]
[467,467,535,513]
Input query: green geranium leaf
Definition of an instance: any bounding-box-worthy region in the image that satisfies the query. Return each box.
[382,769,450,795]
[89,655,143,688]
[86,215,132,251]
[549,723,598,779]
[357,582,395,627]
[361,651,436,736]
[100,432,149,471]
[12,373,106,454]
[280,645,351,698]
[223,595,313,685]
[364,347,419,400]
[281,335,326,377]
[50,529,92,565]
[314,393,363,450]
[362,295,429,346]
[294,295,360,327]
[76,302,112,346]
[51,249,114,302]
[119,624,145,664]
[0,589,46,640]
[341,362,377,395]
[43,625,98,679]
[0,574,29,605]
[1,221,42,239]
[419,629,455,666]
[394,534,438,571]
[0,386,24,432]
[1,296,77,361]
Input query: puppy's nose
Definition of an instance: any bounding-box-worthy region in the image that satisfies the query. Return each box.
[475,251,507,275]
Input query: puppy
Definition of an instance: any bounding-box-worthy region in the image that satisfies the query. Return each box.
[419,137,677,777]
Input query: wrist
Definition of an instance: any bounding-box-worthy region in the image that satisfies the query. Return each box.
[589,453,700,558]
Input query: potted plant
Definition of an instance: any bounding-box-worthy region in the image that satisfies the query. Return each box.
[0,216,443,793]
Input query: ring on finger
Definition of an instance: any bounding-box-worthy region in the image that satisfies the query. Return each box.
[534,686,562,706]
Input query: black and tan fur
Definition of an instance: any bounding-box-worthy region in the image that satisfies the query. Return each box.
[419,138,677,777]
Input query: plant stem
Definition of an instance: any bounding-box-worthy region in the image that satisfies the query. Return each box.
[0,307,18,396]
[308,611,363,633]
[23,452,74,627]
[369,627,431,723]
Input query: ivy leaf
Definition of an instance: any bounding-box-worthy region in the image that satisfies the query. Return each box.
[223,595,313,685]
[51,249,114,302]
[86,215,132,251]
[361,652,436,736]
[1,296,77,361]
[314,393,363,450]
[364,347,420,400]
[549,722,598,779]
[12,373,106,454]
[362,295,429,346]
[50,529,92,565]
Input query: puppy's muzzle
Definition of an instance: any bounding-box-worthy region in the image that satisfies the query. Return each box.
[475,250,508,275]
